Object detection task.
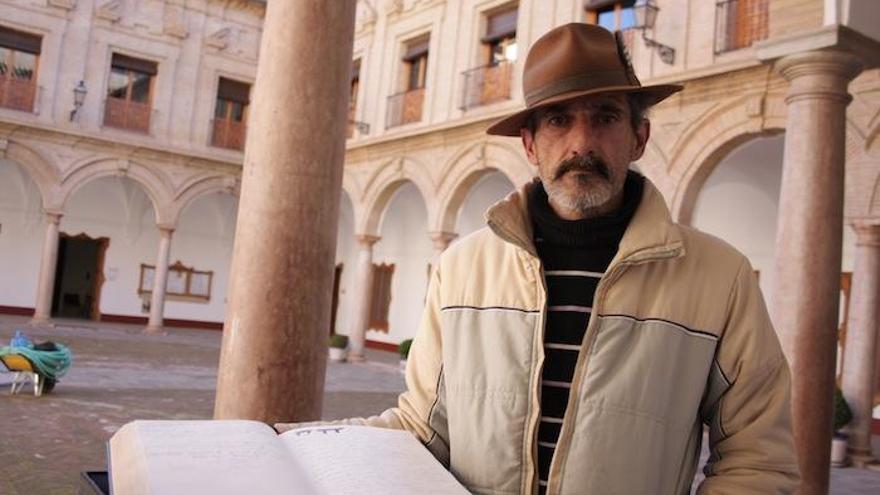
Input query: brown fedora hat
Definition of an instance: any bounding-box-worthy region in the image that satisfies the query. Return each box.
[486,23,682,136]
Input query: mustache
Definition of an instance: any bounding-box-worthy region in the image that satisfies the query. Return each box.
[554,154,610,181]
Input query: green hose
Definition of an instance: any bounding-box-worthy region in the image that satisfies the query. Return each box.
[0,343,73,381]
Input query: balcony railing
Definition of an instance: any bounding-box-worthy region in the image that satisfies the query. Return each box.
[104,97,152,133]
[461,61,514,111]
[0,75,37,112]
[714,0,769,54]
[386,87,424,128]
[211,118,247,150]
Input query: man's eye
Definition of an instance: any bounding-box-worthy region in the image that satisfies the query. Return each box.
[596,114,618,125]
[547,115,568,127]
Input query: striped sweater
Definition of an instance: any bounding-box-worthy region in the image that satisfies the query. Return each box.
[529,173,643,493]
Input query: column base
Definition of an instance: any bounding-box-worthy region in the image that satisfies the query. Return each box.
[28,316,52,326]
[347,352,367,363]
[849,451,878,469]
[143,325,167,335]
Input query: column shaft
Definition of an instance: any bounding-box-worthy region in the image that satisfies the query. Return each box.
[146,227,174,333]
[32,212,63,323]
[771,50,862,494]
[348,235,379,362]
[840,223,880,465]
[214,0,358,424]
[430,231,458,260]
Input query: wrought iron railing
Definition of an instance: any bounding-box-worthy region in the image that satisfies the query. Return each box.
[0,75,37,112]
[103,97,152,133]
[211,118,247,150]
[460,60,514,110]
[714,0,769,54]
[386,87,425,128]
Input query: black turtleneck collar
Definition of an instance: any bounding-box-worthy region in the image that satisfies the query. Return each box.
[528,171,644,249]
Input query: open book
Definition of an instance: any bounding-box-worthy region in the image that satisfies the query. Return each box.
[109,420,468,495]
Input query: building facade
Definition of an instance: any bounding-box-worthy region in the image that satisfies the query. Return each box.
[1,0,879,452]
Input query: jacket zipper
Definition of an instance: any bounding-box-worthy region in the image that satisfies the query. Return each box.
[544,247,683,495]
[523,252,548,495]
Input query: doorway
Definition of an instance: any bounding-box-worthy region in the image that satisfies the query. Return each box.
[51,233,109,320]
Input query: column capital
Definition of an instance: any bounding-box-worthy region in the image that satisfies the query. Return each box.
[355,234,380,247]
[850,221,880,247]
[776,50,863,104]
[156,224,175,236]
[44,211,63,223]
[429,231,458,251]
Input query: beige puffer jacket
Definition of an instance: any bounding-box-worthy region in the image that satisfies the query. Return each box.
[316,179,799,495]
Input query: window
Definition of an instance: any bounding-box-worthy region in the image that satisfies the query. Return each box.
[0,25,41,112]
[104,53,157,133]
[585,0,636,31]
[387,36,429,127]
[368,263,394,332]
[714,0,769,54]
[139,261,213,301]
[462,5,517,110]
[348,59,360,138]
[484,5,518,66]
[211,77,250,150]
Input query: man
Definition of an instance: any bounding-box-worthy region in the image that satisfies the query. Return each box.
[283,23,799,494]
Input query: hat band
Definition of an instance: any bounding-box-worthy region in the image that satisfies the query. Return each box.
[524,70,636,107]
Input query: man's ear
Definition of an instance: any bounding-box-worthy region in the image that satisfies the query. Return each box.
[521,127,539,166]
[630,118,650,161]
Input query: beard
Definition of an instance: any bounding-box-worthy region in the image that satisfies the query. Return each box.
[540,153,626,215]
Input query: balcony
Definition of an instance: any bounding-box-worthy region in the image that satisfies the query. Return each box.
[386,88,424,128]
[211,118,247,151]
[0,75,37,112]
[461,61,514,111]
[714,0,769,54]
[104,98,151,133]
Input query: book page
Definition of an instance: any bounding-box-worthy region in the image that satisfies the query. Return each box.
[280,425,468,494]
[110,420,320,495]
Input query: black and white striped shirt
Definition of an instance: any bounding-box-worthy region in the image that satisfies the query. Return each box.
[528,174,643,493]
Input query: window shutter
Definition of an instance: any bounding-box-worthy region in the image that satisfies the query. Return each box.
[0,26,41,54]
[402,37,430,61]
[217,77,251,104]
[484,7,518,42]
[111,53,158,76]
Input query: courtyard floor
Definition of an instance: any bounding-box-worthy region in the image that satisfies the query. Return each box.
[0,314,878,494]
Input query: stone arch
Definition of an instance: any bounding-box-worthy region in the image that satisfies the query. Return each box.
[432,141,531,232]
[59,156,174,225]
[168,174,240,225]
[667,93,787,225]
[359,158,434,235]
[4,140,60,210]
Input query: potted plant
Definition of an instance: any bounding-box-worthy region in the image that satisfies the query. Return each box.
[328,334,349,363]
[831,387,853,467]
[398,339,413,373]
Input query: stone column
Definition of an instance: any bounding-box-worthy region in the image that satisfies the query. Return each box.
[347,234,380,362]
[771,50,862,494]
[31,211,63,323]
[145,227,174,334]
[214,0,358,424]
[841,222,880,467]
[429,231,458,259]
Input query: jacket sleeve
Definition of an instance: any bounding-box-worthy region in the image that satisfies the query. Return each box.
[697,258,800,494]
[275,264,450,465]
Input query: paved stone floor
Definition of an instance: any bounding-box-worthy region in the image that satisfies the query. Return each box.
[0,314,878,494]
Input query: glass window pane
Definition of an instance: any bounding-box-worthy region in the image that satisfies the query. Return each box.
[597,10,616,31]
[11,51,36,80]
[129,72,151,103]
[620,7,635,30]
[230,101,244,121]
[108,68,129,99]
[408,59,422,90]
[505,40,518,62]
[0,48,8,76]
[215,99,228,119]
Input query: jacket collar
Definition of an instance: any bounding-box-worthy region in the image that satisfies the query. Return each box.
[485,176,685,262]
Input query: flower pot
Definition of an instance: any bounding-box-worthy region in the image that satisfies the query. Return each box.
[831,434,848,467]
[328,347,347,362]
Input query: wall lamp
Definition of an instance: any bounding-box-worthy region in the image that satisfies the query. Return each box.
[70,80,87,121]
[633,0,675,65]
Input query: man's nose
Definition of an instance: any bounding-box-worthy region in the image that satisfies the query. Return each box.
[566,116,595,156]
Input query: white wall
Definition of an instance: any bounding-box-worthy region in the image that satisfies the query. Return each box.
[0,159,44,308]
[334,192,357,336]
[164,193,238,322]
[372,183,433,344]
[456,171,516,239]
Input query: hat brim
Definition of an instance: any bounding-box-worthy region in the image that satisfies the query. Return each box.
[485,84,683,137]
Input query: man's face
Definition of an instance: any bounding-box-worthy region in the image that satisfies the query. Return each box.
[521,93,649,220]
